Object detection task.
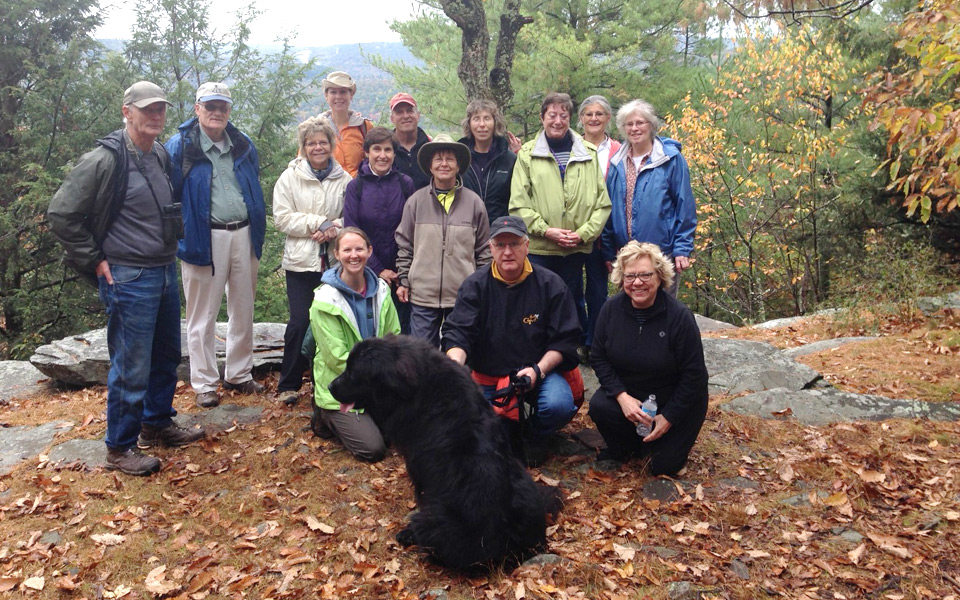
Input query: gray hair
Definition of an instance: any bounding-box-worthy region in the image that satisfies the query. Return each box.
[577,95,613,131]
[610,241,675,291]
[297,116,337,156]
[615,99,660,138]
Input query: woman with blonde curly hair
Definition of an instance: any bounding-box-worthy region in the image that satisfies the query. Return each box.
[588,241,708,475]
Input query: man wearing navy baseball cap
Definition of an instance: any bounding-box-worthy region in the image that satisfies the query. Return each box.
[442,215,583,456]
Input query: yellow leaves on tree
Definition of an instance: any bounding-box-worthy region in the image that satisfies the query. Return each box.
[864,0,960,222]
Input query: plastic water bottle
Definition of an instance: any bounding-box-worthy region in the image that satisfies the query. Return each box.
[636,394,658,438]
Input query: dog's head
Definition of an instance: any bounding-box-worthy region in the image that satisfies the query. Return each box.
[328,336,427,420]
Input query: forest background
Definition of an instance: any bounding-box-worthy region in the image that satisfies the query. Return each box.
[1,0,958,361]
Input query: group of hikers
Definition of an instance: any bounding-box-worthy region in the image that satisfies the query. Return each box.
[48,70,708,479]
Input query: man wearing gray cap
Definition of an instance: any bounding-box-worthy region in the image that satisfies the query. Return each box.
[166,82,267,409]
[48,81,205,476]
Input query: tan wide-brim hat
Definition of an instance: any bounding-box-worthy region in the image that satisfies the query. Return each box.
[321,71,357,94]
[417,134,471,176]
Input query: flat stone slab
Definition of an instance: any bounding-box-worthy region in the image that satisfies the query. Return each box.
[703,338,820,395]
[47,438,107,470]
[695,314,737,332]
[917,290,960,315]
[30,322,286,387]
[782,336,879,358]
[0,360,51,404]
[0,421,73,474]
[721,387,960,425]
[179,403,264,431]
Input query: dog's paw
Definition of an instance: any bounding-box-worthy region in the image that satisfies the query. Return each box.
[396,528,417,548]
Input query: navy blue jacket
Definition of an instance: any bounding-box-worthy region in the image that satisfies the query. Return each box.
[165,117,266,266]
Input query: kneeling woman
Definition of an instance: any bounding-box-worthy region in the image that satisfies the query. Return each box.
[588,241,708,476]
[308,227,401,461]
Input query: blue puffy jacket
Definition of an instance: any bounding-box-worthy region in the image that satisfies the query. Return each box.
[602,137,696,261]
[165,117,266,266]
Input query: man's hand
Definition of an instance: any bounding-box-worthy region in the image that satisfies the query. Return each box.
[674,255,691,273]
[96,260,113,285]
[544,228,580,248]
[446,347,467,365]
[396,286,409,303]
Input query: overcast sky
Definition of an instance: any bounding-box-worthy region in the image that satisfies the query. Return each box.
[95,0,423,46]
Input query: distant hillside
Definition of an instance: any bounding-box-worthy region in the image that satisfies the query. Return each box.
[96,40,418,124]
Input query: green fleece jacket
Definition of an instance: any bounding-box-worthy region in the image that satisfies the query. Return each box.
[308,276,401,411]
[509,129,611,256]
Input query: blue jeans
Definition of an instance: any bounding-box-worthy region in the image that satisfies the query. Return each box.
[480,372,577,436]
[528,253,587,343]
[98,263,180,450]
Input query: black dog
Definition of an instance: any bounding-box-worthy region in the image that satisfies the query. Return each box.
[328,335,559,570]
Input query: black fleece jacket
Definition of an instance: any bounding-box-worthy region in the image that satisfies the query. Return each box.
[590,290,708,426]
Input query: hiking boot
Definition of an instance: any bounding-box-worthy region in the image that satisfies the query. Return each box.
[106,447,161,476]
[138,422,206,448]
[277,390,299,406]
[223,379,265,395]
[196,391,220,408]
[310,404,335,439]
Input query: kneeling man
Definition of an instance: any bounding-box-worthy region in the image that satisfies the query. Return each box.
[442,216,581,436]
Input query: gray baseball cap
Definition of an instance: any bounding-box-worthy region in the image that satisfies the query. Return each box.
[122,81,172,108]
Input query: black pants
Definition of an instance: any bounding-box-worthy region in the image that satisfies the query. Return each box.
[587,388,706,476]
[278,270,325,392]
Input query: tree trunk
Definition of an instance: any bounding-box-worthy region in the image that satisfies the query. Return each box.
[438,0,533,107]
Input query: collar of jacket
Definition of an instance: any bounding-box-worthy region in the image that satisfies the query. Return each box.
[530,129,594,163]
[616,285,668,317]
[290,155,346,181]
[179,117,250,162]
[610,137,671,171]
[459,133,509,160]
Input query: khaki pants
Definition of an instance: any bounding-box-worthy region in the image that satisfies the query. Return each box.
[182,227,258,394]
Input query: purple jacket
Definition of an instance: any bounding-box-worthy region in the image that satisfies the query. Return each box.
[343,160,415,275]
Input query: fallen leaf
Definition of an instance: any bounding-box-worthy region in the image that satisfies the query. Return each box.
[778,463,795,483]
[856,469,886,483]
[91,533,126,546]
[23,577,45,591]
[771,407,793,417]
[848,543,866,564]
[0,577,16,592]
[145,565,178,596]
[824,491,849,507]
[613,543,636,561]
[865,531,913,559]
[944,511,959,522]
[515,580,525,599]
[305,516,335,534]
[746,550,770,558]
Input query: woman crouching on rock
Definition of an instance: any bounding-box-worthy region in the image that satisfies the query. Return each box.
[588,241,708,475]
[307,227,401,461]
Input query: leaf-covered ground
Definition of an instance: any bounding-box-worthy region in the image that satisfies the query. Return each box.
[1,310,958,599]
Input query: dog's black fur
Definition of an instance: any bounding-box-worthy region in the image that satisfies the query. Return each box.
[329,335,559,570]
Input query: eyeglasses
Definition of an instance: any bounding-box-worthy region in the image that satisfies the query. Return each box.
[491,240,525,250]
[626,119,649,128]
[623,272,656,283]
[305,140,331,149]
[201,102,230,113]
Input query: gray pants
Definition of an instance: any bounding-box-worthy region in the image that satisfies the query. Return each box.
[320,407,386,462]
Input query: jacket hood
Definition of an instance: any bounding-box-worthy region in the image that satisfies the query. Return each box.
[610,136,681,168]
[321,265,379,299]
[319,109,368,128]
[288,155,346,181]
[176,116,252,159]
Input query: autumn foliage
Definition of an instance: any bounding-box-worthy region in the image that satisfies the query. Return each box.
[864,0,960,222]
